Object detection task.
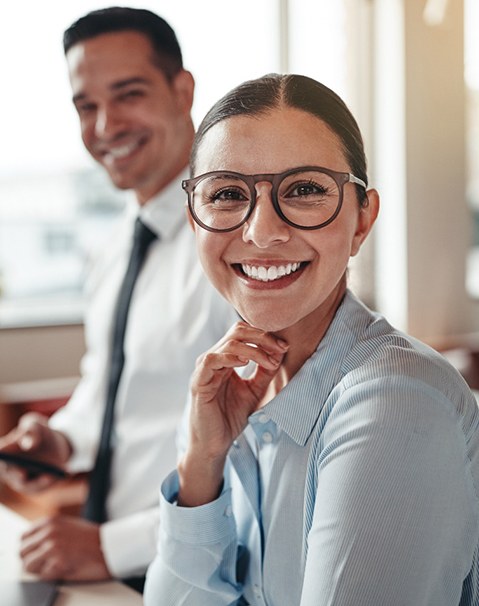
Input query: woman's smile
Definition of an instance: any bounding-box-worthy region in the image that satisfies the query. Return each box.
[232,260,309,288]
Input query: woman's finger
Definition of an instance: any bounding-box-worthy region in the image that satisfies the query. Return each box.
[200,327,287,373]
[216,321,288,355]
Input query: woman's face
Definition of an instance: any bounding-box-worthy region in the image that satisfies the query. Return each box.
[191,106,379,334]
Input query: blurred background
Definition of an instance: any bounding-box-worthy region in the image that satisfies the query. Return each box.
[0,0,478,389]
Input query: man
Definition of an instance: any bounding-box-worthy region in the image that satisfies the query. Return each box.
[0,7,235,592]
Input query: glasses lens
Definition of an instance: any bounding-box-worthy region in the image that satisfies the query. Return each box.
[277,169,340,228]
[191,173,252,231]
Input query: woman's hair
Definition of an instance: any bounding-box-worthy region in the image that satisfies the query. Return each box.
[63,7,183,82]
[191,73,368,204]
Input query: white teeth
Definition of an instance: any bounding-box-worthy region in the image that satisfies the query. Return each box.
[267,267,277,280]
[241,262,302,282]
[105,141,140,160]
[258,267,268,281]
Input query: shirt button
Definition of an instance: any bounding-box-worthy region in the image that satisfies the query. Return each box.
[224,505,233,517]
[258,413,268,424]
[262,431,273,443]
[253,584,262,600]
[233,440,240,448]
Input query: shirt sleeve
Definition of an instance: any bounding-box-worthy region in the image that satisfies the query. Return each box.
[49,348,106,473]
[300,377,477,606]
[144,470,243,606]
[100,506,160,578]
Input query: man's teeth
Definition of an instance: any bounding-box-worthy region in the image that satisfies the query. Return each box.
[241,262,302,282]
[105,141,140,160]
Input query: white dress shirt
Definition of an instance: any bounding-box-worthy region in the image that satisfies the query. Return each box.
[145,290,479,606]
[50,173,237,577]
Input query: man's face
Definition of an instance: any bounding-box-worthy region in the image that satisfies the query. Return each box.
[67,31,194,204]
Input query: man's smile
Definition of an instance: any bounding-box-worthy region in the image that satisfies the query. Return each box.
[98,133,149,166]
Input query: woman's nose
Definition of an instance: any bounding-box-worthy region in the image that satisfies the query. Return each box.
[242,184,291,247]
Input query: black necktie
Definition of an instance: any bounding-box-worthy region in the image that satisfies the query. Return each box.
[83,218,158,523]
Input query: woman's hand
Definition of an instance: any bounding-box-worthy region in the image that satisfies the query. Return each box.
[178,321,288,507]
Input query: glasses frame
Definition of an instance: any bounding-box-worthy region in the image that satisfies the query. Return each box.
[182,165,367,233]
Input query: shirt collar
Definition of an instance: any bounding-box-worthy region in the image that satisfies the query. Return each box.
[252,290,374,446]
[126,168,189,240]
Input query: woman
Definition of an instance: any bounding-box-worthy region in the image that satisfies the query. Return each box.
[145,74,479,605]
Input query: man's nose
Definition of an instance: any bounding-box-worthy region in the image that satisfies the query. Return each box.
[94,104,125,139]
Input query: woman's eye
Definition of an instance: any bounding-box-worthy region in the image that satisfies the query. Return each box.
[207,188,249,204]
[217,189,246,200]
[290,182,327,197]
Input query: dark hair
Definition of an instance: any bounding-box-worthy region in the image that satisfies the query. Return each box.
[191,73,368,204]
[63,7,183,81]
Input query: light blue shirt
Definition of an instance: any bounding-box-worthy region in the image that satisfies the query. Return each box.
[145,291,479,606]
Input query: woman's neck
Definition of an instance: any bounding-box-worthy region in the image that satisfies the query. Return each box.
[261,282,346,405]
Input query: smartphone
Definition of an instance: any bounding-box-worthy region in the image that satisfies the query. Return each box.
[0,451,67,478]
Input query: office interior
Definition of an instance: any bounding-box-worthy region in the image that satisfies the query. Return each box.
[0,0,478,518]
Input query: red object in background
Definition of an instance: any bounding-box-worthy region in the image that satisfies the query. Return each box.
[19,397,69,418]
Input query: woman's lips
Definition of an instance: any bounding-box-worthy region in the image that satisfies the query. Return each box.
[232,261,309,288]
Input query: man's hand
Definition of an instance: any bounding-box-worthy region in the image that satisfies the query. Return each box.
[0,413,72,493]
[20,515,111,581]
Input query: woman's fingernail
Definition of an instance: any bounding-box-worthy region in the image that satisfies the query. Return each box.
[20,435,34,450]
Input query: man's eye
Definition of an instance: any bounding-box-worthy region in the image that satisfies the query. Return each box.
[76,103,96,115]
[118,89,145,102]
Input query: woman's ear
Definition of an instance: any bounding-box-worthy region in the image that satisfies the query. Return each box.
[350,188,380,257]
[185,204,196,231]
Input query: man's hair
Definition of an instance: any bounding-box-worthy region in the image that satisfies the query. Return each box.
[63,6,183,81]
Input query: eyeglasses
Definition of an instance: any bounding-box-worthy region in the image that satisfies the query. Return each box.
[182,166,367,233]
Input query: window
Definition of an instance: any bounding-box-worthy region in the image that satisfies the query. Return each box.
[465,0,479,298]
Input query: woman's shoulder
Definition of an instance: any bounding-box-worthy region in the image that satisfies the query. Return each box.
[320,291,479,449]
[338,291,473,402]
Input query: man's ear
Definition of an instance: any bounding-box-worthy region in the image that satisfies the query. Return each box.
[172,70,195,115]
[350,188,380,257]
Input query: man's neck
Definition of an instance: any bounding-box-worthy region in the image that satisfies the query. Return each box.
[134,163,188,207]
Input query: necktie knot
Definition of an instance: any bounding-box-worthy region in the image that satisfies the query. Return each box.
[133,217,158,252]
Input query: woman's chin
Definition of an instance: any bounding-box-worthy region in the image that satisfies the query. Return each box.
[237,309,294,334]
